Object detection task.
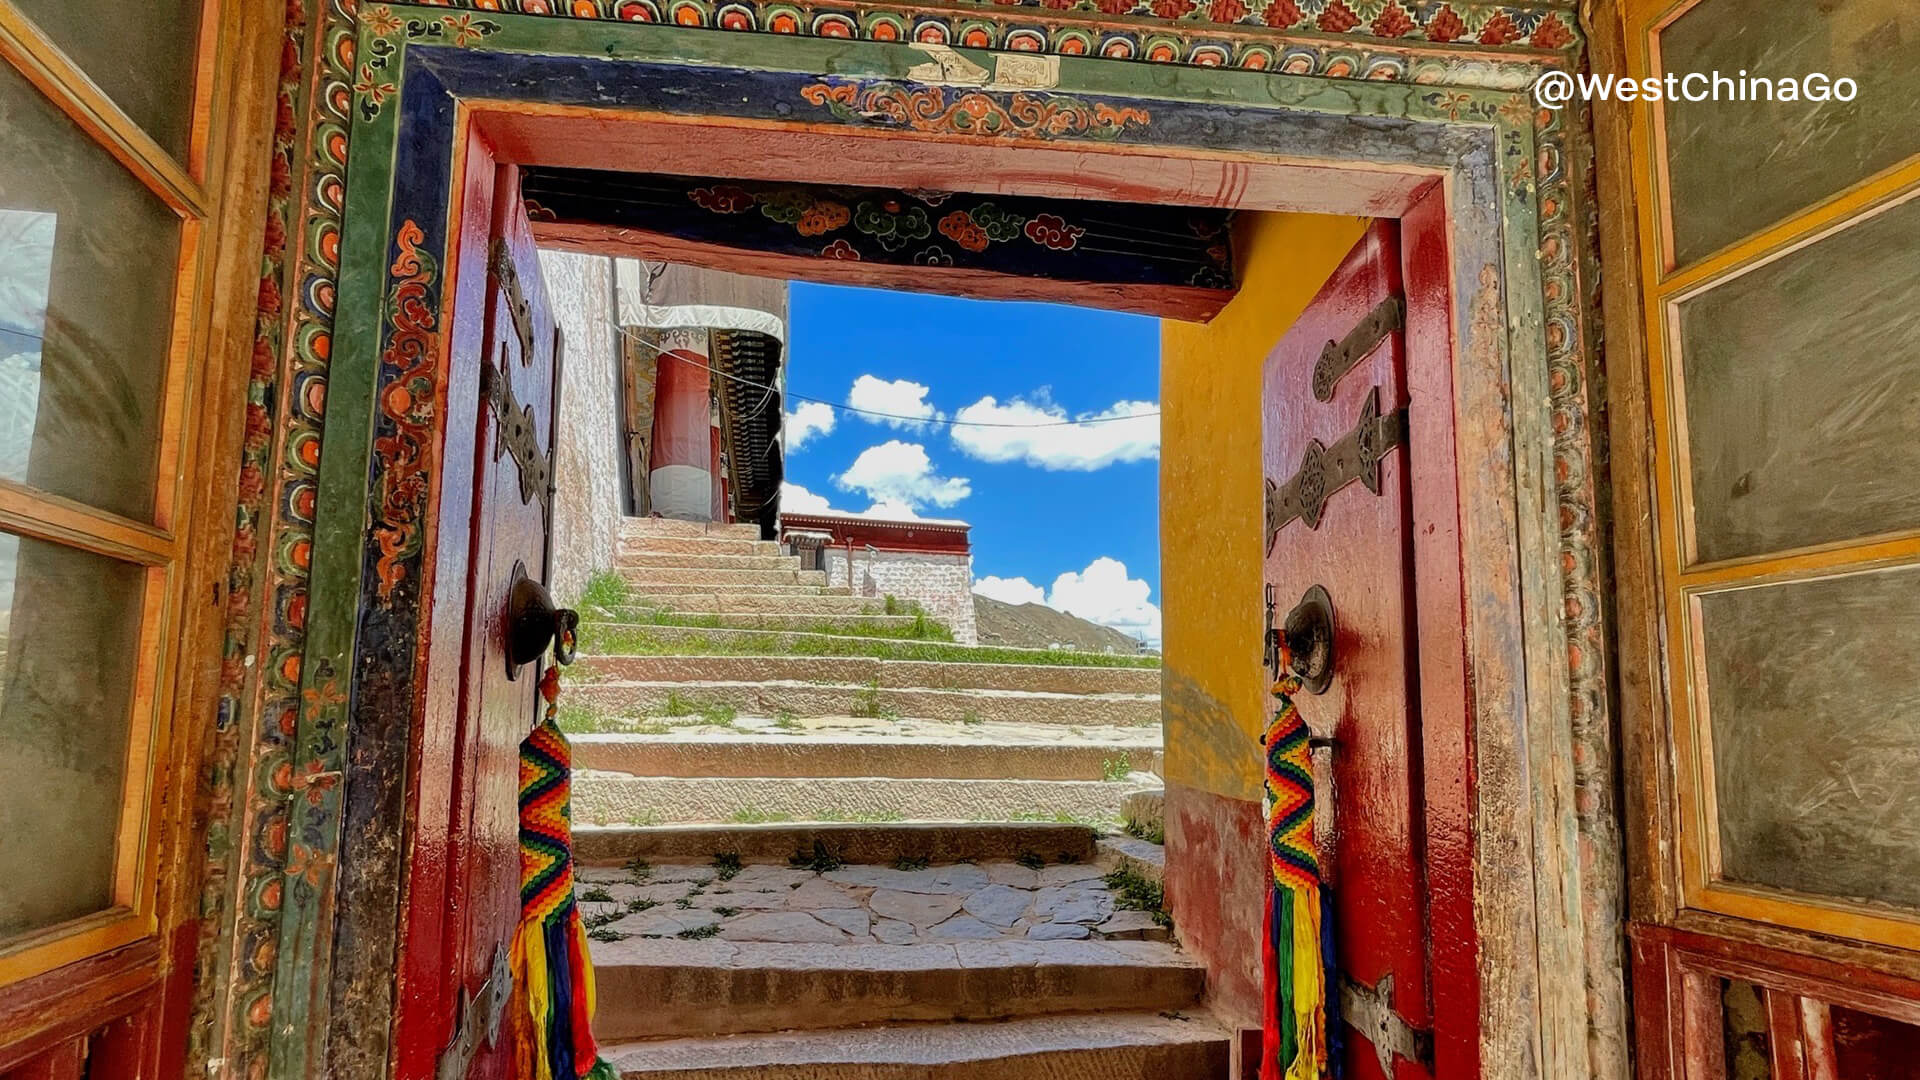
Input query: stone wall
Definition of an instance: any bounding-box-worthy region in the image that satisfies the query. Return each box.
[822,548,978,645]
[540,248,626,604]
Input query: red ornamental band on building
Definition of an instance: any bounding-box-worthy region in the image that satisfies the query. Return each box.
[778,510,979,645]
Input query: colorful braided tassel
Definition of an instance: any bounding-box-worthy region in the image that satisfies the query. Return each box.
[510,666,617,1080]
[1262,672,1327,1080]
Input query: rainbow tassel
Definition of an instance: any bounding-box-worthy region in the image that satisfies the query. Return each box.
[1262,674,1327,1080]
[510,667,617,1080]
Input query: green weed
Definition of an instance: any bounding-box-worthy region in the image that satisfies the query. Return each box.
[789,841,843,873]
[675,923,722,940]
[579,885,614,903]
[587,927,627,943]
[849,679,898,720]
[814,808,904,824]
[892,855,931,871]
[555,703,626,734]
[712,906,742,918]
[1104,866,1173,929]
[1101,752,1135,783]
[576,621,1146,667]
[578,571,631,611]
[773,711,803,731]
[626,897,659,913]
[728,808,795,824]
[624,858,654,880]
[1015,851,1046,870]
[711,852,743,881]
[1125,817,1166,846]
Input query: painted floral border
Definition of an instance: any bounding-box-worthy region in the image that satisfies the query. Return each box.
[196,0,1614,1076]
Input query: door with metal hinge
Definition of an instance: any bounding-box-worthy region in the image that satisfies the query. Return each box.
[394,160,566,1080]
[1262,218,1437,1080]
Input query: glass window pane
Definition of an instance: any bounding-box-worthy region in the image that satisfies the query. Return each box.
[1703,565,1920,911]
[8,0,204,160]
[0,60,180,522]
[1658,0,1920,265]
[0,531,146,941]
[1676,194,1920,564]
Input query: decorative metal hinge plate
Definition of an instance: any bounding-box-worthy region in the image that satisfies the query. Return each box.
[482,350,553,516]
[1313,295,1403,401]
[1265,386,1406,545]
[1340,971,1435,1077]
[436,944,513,1080]
[489,238,535,364]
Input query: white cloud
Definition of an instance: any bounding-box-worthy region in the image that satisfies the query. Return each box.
[849,375,944,430]
[1049,557,1161,646]
[949,395,1158,471]
[834,440,971,509]
[973,575,1047,606]
[780,481,835,513]
[861,498,923,521]
[785,401,836,450]
[972,556,1161,645]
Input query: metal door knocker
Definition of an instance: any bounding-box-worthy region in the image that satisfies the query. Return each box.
[506,563,578,676]
[1265,583,1336,695]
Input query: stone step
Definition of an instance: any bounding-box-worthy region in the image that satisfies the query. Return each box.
[590,937,1204,1039]
[621,536,782,556]
[623,518,763,540]
[596,622,1149,663]
[618,552,804,571]
[573,681,1161,727]
[573,772,1159,827]
[577,656,1162,696]
[602,1011,1230,1079]
[576,821,1100,865]
[571,720,1161,780]
[622,568,831,587]
[612,592,878,614]
[589,612,927,634]
[611,583,850,597]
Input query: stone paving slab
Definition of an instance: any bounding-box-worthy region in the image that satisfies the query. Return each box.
[579,856,1169,947]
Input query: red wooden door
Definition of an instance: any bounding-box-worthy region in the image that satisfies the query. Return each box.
[395,162,563,1080]
[1263,219,1439,1080]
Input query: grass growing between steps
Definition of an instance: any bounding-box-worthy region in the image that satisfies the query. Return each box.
[584,608,956,643]
[578,569,632,610]
[1105,866,1174,930]
[575,622,1160,669]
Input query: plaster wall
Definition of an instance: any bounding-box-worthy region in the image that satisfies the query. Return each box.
[822,548,979,645]
[541,249,627,604]
[1157,210,1366,1031]
[1159,211,1368,804]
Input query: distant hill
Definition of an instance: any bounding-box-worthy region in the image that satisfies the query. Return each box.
[972,594,1149,655]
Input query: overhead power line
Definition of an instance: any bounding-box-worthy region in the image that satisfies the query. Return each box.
[614,324,1159,430]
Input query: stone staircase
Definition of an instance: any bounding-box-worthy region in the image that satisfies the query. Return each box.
[568,523,1206,1076]
[578,823,1224,1078]
[566,517,1165,829]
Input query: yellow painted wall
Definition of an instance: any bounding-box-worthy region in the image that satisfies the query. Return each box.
[1160,211,1369,803]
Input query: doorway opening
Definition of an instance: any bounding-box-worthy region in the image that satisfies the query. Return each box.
[276,19,1596,1080]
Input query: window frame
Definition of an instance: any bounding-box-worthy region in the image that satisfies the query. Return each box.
[1625,0,1920,951]
[0,0,222,990]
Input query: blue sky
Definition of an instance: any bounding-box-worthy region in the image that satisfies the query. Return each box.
[780,282,1162,643]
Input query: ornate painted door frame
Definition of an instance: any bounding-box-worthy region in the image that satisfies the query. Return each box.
[238,9,1617,1080]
